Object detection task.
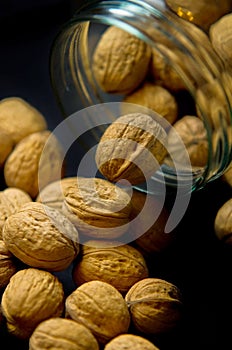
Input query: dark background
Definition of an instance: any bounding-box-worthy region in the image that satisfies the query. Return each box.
[0,1,232,349]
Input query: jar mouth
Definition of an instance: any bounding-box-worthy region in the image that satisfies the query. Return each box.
[50,0,232,193]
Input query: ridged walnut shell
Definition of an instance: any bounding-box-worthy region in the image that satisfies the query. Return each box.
[29,317,99,350]
[4,130,64,198]
[0,187,32,239]
[92,26,151,94]
[2,202,79,271]
[129,189,175,254]
[0,97,47,144]
[95,113,167,185]
[0,240,17,289]
[123,83,178,125]
[61,177,132,239]
[105,334,160,350]
[210,13,232,69]
[36,177,77,211]
[222,162,232,188]
[0,129,14,167]
[165,0,232,31]
[214,198,232,244]
[167,115,208,168]
[1,268,65,339]
[72,240,149,294]
[65,280,130,344]
[125,278,183,335]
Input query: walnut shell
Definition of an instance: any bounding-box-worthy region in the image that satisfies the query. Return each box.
[125,278,183,335]
[209,13,232,70]
[0,240,17,289]
[104,334,160,350]
[1,268,65,339]
[165,0,232,31]
[3,202,79,271]
[36,177,77,211]
[129,190,175,254]
[222,162,232,188]
[65,280,130,344]
[123,83,178,125]
[72,240,149,294]
[0,187,32,239]
[4,130,64,198]
[214,198,232,244]
[95,113,167,185]
[166,115,208,168]
[92,26,151,94]
[61,177,132,239]
[150,45,186,92]
[0,97,47,144]
[0,129,14,167]
[29,317,99,350]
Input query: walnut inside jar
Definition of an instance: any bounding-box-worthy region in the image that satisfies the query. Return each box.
[92,25,152,94]
[209,13,232,70]
[166,115,208,168]
[95,113,168,185]
[165,0,232,31]
[123,82,178,125]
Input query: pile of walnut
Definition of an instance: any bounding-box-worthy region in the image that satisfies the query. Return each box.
[0,3,232,350]
[0,97,182,349]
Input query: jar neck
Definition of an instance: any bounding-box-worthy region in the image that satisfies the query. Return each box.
[50,0,232,192]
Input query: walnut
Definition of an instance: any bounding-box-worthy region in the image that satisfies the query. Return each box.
[72,240,149,294]
[1,268,65,339]
[196,80,230,128]
[166,115,208,168]
[36,177,77,211]
[95,113,168,185]
[123,82,178,125]
[0,240,17,289]
[61,176,132,239]
[0,129,14,167]
[129,189,175,254]
[92,26,151,94]
[0,187,32,239]
[165,0,232,31]
[150,45,186,92]
[222,162,232,188]
[125,278,183,335]
[65,280,130,344]
[104,334,160,350]
[29,317,99,350]
[214,198,232,244]
[0,97,47,144]
[209,13,232,70]
[2,202,79,271]
[4,130,64,198]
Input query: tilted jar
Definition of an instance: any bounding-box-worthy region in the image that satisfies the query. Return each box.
[50,0,232,194]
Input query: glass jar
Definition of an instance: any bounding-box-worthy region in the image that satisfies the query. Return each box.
[49,0,232,194]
